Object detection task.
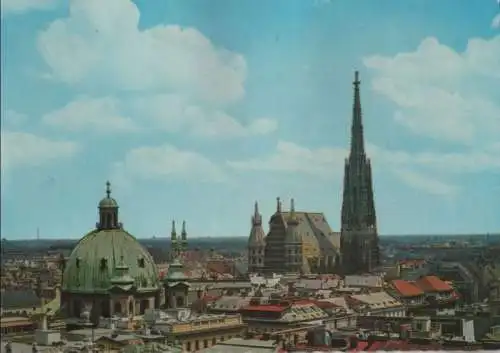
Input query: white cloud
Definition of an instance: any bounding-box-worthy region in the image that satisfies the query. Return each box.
[36,0,273,139]
[228,140,500,195]
[37,0,246,105]
[366,143,500,175]
[115,144,225,183]
[391,168,458,196]
[363,36,500,146]
[492,14,500,29]
[42,97,138,133]
[227,141,348,178]
[1,131,79,170]
[1,0,57,16]
[1,109,27,126]
[131,94,277,138]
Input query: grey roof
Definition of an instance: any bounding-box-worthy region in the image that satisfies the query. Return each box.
[1,289,40,310]
[211,296,251,311]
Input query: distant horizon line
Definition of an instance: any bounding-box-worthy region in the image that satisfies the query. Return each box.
[2,232,499,241]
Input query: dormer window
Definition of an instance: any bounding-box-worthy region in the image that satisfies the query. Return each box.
[100,258,108,271]
[138,257,145,268]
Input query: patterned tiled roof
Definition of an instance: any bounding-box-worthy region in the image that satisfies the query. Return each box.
[279,211,340,256]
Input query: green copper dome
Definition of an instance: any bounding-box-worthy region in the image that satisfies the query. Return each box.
[62,229,160,293]
[62,181,160,294]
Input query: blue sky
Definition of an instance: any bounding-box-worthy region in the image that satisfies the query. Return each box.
[1,0,499,240]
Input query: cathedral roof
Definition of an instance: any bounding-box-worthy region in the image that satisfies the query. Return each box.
[278,211,340,256]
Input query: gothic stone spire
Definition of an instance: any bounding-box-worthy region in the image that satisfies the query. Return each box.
[340,71,379,273]
[341,71,376,231]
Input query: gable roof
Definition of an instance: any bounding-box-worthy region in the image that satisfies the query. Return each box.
[415,275,453,292]
[391,279,424,297]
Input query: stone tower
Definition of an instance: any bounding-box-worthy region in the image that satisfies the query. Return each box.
[284,199,303,275]
[247,201,266,274]
[263,197,287,274]
[340,71,380,275]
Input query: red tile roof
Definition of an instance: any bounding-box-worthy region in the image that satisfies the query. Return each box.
[416,275,453,292]
[241,304,286,313]
[391,279,424,297]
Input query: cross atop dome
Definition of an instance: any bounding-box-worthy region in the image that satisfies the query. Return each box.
[106,181,111,198]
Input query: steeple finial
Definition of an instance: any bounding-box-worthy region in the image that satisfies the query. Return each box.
[350,70,365,156]
[106,181,111,198]
[276,197,281,213]
[290,198,295,213]
[254,201,259,216]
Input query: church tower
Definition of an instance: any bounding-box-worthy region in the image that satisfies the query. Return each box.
[247,202,266,274]
[284,199,302,275]
[340,71,380,274]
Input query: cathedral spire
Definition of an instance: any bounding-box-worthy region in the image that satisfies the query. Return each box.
[340,70,380,274]
[350,70,365,157]
[276,197,282,213]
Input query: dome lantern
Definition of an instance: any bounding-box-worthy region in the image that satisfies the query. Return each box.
[97,181,121,230]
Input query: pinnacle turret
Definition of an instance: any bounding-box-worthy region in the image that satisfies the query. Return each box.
[287,198,299,226]
[180,220,188,252]
[252,201,262,226]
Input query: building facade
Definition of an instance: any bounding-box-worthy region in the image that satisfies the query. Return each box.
[340,71,380,275]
